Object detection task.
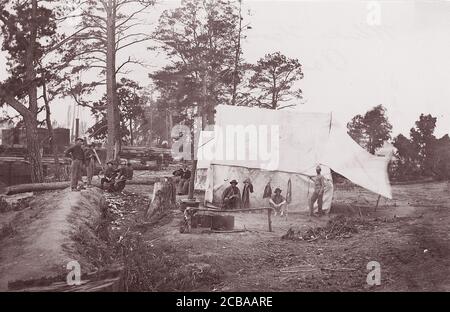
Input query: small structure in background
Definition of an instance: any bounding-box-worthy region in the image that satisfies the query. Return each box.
[0,128,71,186]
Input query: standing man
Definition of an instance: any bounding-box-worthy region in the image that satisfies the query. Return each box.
[84,143,96,187]
[269,188,287,217]
[310,165,326,217]
[242,178,253,209]
[221,180,241,210]
[65,138,85,191]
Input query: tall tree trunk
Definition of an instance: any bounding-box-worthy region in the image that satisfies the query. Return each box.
[129,117,133,145]
[188,72,208,200]
[106,0,119,161]
[167,110,173,147]
[24,117,44,183]
[25,0,43,183]
[231,0,242,106]
[42,80,60,179]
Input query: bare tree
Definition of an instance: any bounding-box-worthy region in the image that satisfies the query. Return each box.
[64,0,155,160]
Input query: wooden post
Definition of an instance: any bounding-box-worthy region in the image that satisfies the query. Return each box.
[267,208,272,232]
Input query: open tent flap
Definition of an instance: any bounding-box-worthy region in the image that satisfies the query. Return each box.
[320,118,393,199]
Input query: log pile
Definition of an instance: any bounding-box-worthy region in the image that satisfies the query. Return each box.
[0,192,34,212]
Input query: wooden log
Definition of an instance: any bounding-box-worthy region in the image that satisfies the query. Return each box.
[5,182,70,195]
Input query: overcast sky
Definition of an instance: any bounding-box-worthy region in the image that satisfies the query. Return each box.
[1,0,450,138]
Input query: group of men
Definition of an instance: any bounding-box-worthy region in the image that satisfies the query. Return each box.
[100,160,134,192]
[64,137,133,192]
[220,165,326,217]
[221,179,289,216]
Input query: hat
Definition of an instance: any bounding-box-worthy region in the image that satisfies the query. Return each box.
[106,160,114,165]
[274,187,282,193]
[229,179,238,184]
[75,138,84,142]
[316,165,322,171]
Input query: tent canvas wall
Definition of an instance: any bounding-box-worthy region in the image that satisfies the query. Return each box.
[195,105,392,212]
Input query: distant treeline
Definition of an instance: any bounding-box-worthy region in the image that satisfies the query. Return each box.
[347,105,450,182]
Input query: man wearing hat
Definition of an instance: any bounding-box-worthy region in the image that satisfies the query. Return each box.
[64,138,86,191]
[221,179,242,210]
[269,188,287,216]
[100,161,116,190]
[310,165,326,217]
[114,160,129,192]
[173,164,191,195]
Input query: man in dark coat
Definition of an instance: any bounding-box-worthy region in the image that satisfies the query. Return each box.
[101,161,116,190]
[242,178,253,209]
[114,160,129,192]
[221,179,241,210]
[173,164,191,195]
[65,138,85,191]
[125,161,134,180]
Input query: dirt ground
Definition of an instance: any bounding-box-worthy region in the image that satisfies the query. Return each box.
[118,180,450,292]
[1,175,449,292]
[0,188,105,291]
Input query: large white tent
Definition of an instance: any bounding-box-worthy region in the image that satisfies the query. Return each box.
[195,105,392,212]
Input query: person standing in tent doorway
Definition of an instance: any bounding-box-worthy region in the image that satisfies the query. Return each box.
[64,138,86,192]
[310,165,326,217]
[242,178,253,209]
[269,188,287,216]
[222,180,242,210]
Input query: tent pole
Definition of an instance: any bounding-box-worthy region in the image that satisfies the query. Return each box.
[329,112,333,133]
[375,194,381,212]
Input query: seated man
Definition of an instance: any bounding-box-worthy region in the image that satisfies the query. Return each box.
[221,180,241,210]
[100,161,117,191]
[173,165,191,195]
[125,161,134,180]
[114,160,129,192]
[269,188,287,217]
